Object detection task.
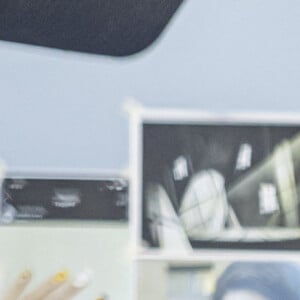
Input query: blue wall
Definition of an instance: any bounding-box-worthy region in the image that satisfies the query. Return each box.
[1,0,300,170]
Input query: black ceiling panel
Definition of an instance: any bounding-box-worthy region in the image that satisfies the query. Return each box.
[0,0,184,56]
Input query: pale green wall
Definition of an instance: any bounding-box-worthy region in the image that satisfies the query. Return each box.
[0,222,131,300]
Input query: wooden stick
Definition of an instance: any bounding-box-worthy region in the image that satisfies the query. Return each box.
[43,270,92,300]
[3,270,32,300]
[20,270,68,300]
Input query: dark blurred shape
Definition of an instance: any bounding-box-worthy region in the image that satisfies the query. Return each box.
[214,262,300,300]
[0,0,184,56]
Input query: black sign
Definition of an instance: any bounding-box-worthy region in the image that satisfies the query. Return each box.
[1,177,128,222]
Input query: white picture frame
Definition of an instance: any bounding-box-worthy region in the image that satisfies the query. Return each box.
[130,105,300,260]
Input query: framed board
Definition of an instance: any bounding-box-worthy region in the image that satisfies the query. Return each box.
[130,107,300,256]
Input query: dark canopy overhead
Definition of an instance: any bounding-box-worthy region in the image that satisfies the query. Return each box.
[0,0,184,56]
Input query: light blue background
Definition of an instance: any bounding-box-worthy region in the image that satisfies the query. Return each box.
[1,0,300,170]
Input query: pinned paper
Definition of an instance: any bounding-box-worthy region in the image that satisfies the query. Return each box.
[236,143,252,171]
[173,156,188,181]
[259,183,279,215]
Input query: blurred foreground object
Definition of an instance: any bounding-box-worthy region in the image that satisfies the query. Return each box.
[214,262,300,300]
[0,0,184,56]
